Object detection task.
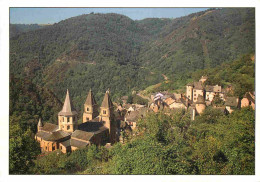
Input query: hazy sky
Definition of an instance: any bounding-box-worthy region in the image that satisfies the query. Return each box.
[10,8,208,24]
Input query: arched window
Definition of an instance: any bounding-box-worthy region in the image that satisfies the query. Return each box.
[103,110,106,114]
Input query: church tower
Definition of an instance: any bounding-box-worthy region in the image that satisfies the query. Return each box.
[99,89,117,143]
[37,118,43,132]
[83,89,99,123]
[58,89,78,133]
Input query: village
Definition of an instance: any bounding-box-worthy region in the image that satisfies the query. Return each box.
[35,76,255,154]
[116,76,255,141]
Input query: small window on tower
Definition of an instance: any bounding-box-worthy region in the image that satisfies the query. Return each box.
[87,117,89,121]
[87,107,89,111]
[103,110,106,114]
[67,125,70,130]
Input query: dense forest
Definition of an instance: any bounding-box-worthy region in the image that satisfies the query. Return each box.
[9,24,49,38]
[9,8,255,175]
[10,8,255,111]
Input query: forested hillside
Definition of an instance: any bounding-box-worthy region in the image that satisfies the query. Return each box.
[10,8,254,113]
[138,8,255,76]
[10,24,49,38]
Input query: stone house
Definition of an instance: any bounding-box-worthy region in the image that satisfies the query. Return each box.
[225,97,239,114]
[35,89,117,153]
[186,82,204,103]
[205,85,223,102]
[241,92,255,109]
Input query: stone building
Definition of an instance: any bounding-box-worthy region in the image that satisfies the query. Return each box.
[35,89,117,153]
[241,92,255,109]
[205,85,223,102]
[225,97,239,114]
[186,82,204,103]
[195,94,206,115]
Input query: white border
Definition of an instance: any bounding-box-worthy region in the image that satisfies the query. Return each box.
[0,0,259,182]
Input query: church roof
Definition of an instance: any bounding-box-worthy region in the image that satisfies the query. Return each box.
[101,90,113,108]
[36,130,70,141]
[71,130,94,141]
[58,89,78,116]
[71,139,89,148]
[85,89,97,106]
[42,123,59,132]
[78,122,108,134]
[60,138,89,148]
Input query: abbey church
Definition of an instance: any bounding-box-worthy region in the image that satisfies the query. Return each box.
[35,89,118,153]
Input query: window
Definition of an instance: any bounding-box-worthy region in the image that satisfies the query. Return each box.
[60,146,62,150]
[87,117,89,121]
[67,117,69,123]
[188,96,190,98]
[67,125,70,130]
[52,146,55,151]
[194,90,196,92]
[194,94,196,96]
[103,110,106,114]
[87,107,89,111]
[62,117,64,122]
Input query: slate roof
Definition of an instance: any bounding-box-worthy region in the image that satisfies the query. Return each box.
[125,110,139,122]
[71,130,94,141]
[225,97,238,107]
[60,139,71,147]
[60,139,89,148]
[71,139,89,148]
[42,123,59,132]
[194,82,204,90]
[85,89,97,106]
[244,92,255,104]
[36,130,70,141]
[101,90,113,108]
[58,89,78,116]
[78,122,108,134]
[205,85,214,92]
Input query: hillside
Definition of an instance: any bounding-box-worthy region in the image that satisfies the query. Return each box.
[10,75,62,132]
[9,24,50,38]
[10,8,255,116]
[138,8,255,77]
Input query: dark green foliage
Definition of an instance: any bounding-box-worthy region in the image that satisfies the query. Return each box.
[189,107,255,174]
[10,75,62,132]
[10,24,46,38]
[31,145,109,174]
[9,120,41,174]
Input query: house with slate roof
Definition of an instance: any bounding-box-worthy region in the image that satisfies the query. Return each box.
[35,89,117,153]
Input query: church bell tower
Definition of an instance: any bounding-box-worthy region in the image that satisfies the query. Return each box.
[58,89,78,133]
